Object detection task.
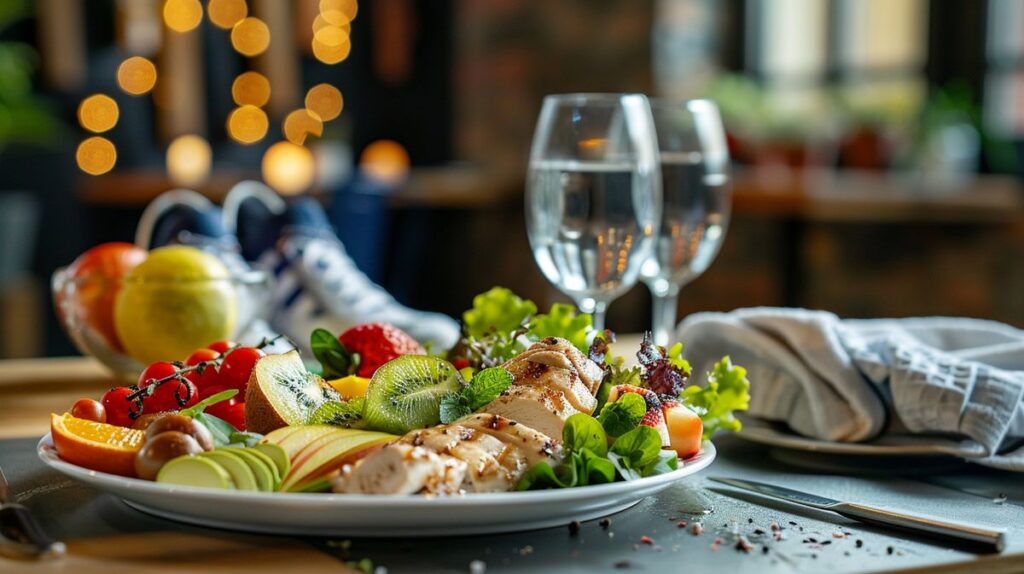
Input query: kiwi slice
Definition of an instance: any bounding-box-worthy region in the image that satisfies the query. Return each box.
[363,355,463,434]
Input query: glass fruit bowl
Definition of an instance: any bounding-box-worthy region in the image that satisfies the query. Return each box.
[52,266,272,381]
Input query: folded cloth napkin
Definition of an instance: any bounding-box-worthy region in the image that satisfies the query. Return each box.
[677,308,1024,470]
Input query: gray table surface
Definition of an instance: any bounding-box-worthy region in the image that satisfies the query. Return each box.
[2,435,1022,573]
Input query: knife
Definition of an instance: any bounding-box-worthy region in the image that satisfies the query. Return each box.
[709,476,1005,553]
[0,467,65,560]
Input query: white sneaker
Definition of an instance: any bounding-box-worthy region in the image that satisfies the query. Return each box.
[222,181,461,351]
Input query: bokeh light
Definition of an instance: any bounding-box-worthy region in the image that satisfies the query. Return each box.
[360,140,410,184]
[166,134,212,186]
[207,0,247,29]
[312,13,351,35]
[78,94,120,133]
[313,24,348,48]
[262,141,315,195]
[163,0,203,33]
[304,84,343,121]
[283,109,324,145]
[312,35,351,64]
[231,17,270,56]
[76,137,117,175]
[231,71,270,107]
[320,0,358,24]
[227,105,269,143]
[116,57,158,96]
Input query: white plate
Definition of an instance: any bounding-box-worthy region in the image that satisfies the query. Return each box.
[38,434,716,537]
[736,417,986,458]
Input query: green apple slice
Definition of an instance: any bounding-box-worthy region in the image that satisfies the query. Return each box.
[263,425,339,461]
[156,456,233,489]
[199,451,258,491]
[281,430,394,492]
[253,443,290,478]
[221,447,277,492]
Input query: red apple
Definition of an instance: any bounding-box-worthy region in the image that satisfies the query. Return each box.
[66,242,147,351]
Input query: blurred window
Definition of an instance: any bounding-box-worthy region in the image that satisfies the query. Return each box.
[984,0,1024,137]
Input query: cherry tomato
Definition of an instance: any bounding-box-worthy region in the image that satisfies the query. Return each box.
[138,361,179,389]
[148,378,199,412]
[71,398,106,423]
[207,340,235,354]
[185,348,221,390]
[101,386,139,427]
[219,347,265,392]
[199,385,241,419]
[220,402,246,431]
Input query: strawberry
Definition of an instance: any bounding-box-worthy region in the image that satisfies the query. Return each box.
[339,323,425,377]
[608,385,670,447]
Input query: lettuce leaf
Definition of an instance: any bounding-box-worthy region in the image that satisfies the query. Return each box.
[462,287,537,339]
[527,303,593,353]
[681,356,751,440]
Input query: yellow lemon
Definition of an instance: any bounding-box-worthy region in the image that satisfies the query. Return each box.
[114,246,236,364]
[327,375,370,399]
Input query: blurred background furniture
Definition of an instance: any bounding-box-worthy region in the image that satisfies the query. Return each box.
[1,0,1023,358]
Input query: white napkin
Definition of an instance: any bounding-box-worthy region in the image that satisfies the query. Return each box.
[677,308,1024,470]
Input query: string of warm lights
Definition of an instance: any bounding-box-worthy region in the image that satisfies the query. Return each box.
[75,0,358,197]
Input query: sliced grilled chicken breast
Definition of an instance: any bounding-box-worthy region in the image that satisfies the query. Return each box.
[479,383,581,441]
[332,443,466,495]
[400,426,514,492]
[503,358,597,414]
[510,337,605,394]
[456,414,562,468]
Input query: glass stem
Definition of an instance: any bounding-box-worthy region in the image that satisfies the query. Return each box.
[591,300,608,333]
[651,289,680,348]
[578,297,608,332]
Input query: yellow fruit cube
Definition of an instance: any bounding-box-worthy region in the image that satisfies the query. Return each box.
[328,375,370,399]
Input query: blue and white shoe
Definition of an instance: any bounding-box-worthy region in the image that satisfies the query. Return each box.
[222,180,461,351]
[134,189,284,351]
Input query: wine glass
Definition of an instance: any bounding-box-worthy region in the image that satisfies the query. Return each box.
[526,93,662,331]
[641,99,731,347]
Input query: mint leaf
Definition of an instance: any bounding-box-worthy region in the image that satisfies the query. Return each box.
[439,392,471,424]
[610,425,662,469]
[562,413,608,456]
[527,303,594,353]
[179,389,238,418]
[463,287,537,339]
[308,398,367,428]
[311,328,357,378]
[464,367,513,410]
[681,356,751,440]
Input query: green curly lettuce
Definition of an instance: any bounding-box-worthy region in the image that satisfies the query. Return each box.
[681,356,750,440]
[462,287,537,339]
[527,303,593,353]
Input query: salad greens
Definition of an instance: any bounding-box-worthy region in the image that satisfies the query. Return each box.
[454,287,598,367]
[681,357,750,440]
[597,391,645,437]
[311,327,358,378]
[439,367,514,423]
[517,412,669,490]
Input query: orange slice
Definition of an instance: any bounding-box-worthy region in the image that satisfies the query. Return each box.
[51,413,146,477]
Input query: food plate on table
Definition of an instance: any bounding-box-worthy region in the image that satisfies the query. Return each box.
[38,434,715,536]
[43,285,750,535]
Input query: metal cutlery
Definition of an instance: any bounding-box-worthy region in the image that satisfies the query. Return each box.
[0,467,65,560]
[709,476,1005,553]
